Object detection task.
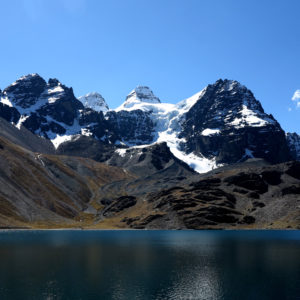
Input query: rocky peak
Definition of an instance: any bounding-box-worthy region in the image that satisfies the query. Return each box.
[2,73,46,108]
[79,92,109,112]
[180,79,289,165]
[184,79,274,132]
[214,78,244,91]
[48,78,61,87]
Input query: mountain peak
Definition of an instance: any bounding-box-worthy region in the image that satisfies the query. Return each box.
[79,92,109,112]
[18,73,42,81]
[125,86,160,104]
[2,74,47,109]
[9,73,45,87]
[213,79,246,92]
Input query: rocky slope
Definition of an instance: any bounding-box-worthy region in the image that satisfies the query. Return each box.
[0,132,131,228]
[96,159,300,230]
[0,117,54,154]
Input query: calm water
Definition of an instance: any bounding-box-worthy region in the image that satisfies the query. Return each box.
[0,230,299,300]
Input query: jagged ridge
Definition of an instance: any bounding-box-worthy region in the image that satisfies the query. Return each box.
[0,74,296,173]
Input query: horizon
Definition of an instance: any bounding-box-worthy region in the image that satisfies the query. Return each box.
[0,0,299,133]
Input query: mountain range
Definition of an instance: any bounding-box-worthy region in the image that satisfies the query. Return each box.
[0,74,299,229]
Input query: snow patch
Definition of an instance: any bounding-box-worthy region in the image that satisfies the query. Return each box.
[16,115,29,129]
[0,96,13,107]
[229,105,274,128]
[51,135,75,149]
[201,128,220,136]
[81,128,93,136]
[40,85,65,103]
[115,148,127,157]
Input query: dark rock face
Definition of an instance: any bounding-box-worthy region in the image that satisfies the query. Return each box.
[23,82,84,137]
[105,110,155,144]
[261,170,282,185]
[224,173,268,194]
[79,108,104,126]
[0,103,20,123]
[103,196,137,216]
[57,136,116,162]
[286,132,300,161]
[285,161,300,180]
[180,79,291,164]
[36,86,83,126]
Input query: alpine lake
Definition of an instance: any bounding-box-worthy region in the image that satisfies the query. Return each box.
[0,230,299,300]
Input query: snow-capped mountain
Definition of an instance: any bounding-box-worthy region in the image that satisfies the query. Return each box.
[286,132,300,161]
[0,74,85,147]
[0,74,294,173]
[116,86,161,111]
[79,92,109,112]
[179,79,290,165]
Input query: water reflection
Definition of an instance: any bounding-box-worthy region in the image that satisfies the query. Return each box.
[0,230,299,299]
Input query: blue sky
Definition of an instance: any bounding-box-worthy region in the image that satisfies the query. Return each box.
[0,0,299,133]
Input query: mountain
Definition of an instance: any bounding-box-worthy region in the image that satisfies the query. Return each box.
[180,79,290,165]
[286,132,300,161]
[0,74,299,229]
[79,92,109,112]
[0,74,295,174]
[0,74,84,145]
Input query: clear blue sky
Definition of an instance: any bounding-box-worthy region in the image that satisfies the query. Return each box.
[0,0,299,133]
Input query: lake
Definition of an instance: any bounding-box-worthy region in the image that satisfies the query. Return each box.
[0,230,299,300]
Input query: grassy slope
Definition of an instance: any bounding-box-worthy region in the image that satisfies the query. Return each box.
[0,136,133,228]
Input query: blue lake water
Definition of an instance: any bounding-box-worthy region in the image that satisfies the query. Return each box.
[0,230,299,300]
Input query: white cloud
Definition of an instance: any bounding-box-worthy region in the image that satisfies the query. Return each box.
[291,89,300,109]
[292,90,300,101]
